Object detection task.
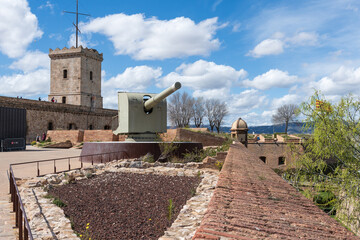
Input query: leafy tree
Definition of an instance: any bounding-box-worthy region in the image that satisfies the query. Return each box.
[272,104,298,134]
[289,91,360,232]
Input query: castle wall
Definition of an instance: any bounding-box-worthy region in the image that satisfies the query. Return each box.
[246,143,303,169]
[0,96,117,143]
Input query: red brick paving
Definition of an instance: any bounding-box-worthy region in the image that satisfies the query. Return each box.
[193,143,359,240]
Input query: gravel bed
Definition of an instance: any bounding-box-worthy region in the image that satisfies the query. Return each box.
[48,171,201,240]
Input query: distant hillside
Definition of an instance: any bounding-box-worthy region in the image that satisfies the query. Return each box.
[247,122,312,134]
[168,122,312,134]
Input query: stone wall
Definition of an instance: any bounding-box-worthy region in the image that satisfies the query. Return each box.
[160,129,226,146]
[246,142,303,169]
[176,129,226,146]
[83,130,120,142]
[193,143,358,239]
[46,130,84,144]
[0,96,118,143]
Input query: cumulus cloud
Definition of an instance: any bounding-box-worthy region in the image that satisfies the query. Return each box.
[102,66,162,109]
[308,66,360,96]
[0,0,43,58]
[82,13,223,60]
[271,94,303,109]
[9,51,49,72]
[193,88,229,99]
[248,39,284,58]
[243,69,298,90]
[248,32,319,58]
[0,50,50,97]
[103,66,162,92]
[0,69,49,96]
[230,89,267,110]
[158,60,247,91]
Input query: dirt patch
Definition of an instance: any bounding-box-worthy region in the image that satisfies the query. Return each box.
[48,172,200,240]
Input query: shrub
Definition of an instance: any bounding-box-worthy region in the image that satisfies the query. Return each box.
[53,197,67,208]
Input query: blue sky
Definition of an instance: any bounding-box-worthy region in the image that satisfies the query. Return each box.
[1,0,360,126]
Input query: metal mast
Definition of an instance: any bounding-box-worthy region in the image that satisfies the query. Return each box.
[64,0,90,48]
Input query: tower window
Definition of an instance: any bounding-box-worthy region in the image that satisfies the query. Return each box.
[89,124,93,130]
[104,125,110,130]
[90,71,93,80]
[62,96,66,103]
[260,156,266,163]
[278,157,286,165]
[63,69,68,79]
[48,122,53,130]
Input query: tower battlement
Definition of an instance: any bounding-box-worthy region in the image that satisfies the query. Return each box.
[49,46,103,61]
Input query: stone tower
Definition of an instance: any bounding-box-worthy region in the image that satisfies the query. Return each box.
[48,46,103,108]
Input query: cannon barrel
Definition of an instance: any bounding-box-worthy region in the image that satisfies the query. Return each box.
[144,82,181,111]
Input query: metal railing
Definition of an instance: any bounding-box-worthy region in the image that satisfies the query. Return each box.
[8,150,129,240]
[10,150,129,177]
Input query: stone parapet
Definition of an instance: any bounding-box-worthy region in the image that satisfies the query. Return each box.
[49,46,103,62]
[0,96,116,117]
[193,143,358,239]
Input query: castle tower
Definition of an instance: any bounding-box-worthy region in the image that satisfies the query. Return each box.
[48,46,103,108]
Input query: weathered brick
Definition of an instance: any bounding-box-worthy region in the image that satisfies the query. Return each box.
[193,143,359,240]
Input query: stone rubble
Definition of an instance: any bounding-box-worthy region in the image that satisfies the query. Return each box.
[19,159,219,240]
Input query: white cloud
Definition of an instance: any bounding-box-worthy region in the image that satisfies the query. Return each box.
[243,69,298,90]
[0,69,49,96]
[82,13,223,60]
[193,88,229,99]
[102,65,162,109]
[67,33,89,48]
[158,60,247,90]
[271,94,303,109]
[9,51,49,72]
[230,89,267,110]
[248,31,319,58]
[286,32,318,46]
[248,39,284,58]
[232,22,241,32]
[103,66,162,92]
[0,0,43,58]
[212,0,223,11]
[38,1,54,11]
[308,65,360,96]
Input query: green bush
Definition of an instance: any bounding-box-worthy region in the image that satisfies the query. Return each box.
[53,197,67,208]
[31,141,36,145]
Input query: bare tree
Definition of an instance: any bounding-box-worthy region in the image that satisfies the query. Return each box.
[272,104,298,134]
[168,92,194,128]
[168,92,182,127]
[193,97,205,127]
[180,92,194,127]
[205,99,216,132]
[213,100,228,133]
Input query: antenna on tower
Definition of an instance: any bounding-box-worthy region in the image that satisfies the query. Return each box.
[64,0,90,48]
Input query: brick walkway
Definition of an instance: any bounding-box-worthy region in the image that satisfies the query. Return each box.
[0,146,82,240]
[193,143,359,240]
[0,195,17,240]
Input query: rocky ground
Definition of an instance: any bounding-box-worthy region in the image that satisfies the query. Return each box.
[48,172,200,240]
[19,159,219,240]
